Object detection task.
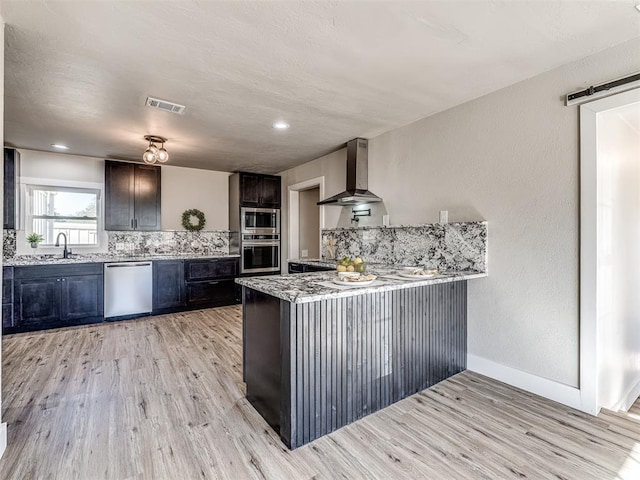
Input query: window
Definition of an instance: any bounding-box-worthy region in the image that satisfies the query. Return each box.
[27,185,100,246]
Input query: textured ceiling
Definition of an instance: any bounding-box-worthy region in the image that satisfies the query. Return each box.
[2,1,640,173]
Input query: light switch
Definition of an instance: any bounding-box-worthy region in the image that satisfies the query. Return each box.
[301,249,309,258]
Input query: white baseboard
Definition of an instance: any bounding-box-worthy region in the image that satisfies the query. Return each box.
[467,354,583,411]
[0,422,6,460]
[611,377,640,412]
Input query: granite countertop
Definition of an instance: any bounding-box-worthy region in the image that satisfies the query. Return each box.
[236,268,486,304]
[4,252,240,266]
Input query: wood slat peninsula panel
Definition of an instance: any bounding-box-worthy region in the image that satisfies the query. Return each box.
[246,281,467,449]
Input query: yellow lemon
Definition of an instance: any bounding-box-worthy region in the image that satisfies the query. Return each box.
[336,265,347,272]
[346,265,355,272]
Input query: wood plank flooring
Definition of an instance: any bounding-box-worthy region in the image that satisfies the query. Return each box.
[0,306,639,479]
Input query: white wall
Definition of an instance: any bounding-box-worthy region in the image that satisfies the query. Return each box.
[0,18,7,460]
[13,150,231,254]
[597,103,640,410]
[280,37,640,390]
[298,187,319,258]
[160,165,230,230]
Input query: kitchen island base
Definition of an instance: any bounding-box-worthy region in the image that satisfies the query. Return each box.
[243,280,467,449]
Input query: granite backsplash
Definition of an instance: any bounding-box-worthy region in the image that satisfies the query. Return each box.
[321,222,487,273]
[3,229,230,259]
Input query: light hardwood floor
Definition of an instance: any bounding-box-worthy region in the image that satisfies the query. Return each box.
[0,306,639,479]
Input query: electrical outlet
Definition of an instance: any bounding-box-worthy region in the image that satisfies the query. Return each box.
[115,243,125,251]
[301,249,309,258]
[439,210,449,224]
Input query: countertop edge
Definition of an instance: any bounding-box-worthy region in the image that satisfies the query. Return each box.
[236,272,487,304]
[4,254,240,267]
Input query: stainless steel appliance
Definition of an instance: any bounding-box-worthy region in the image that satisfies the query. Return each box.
[317,138,383,206]
[241,207,280,234]
[241,234,280,274]
[104,262,153,318]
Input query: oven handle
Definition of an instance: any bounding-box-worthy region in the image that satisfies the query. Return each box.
[242,242,280,247]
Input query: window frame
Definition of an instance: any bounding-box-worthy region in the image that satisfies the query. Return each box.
[24,183,103,248]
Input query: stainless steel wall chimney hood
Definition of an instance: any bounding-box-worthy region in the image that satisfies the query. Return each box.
[317,138,382,206]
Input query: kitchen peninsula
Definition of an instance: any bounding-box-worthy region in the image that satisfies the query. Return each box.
[237,267,486,449]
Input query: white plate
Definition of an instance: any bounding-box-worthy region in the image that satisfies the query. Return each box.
[398,271,435,279]
[333,277,376,287]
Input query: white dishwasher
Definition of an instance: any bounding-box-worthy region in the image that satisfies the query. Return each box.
[104,262,153,318]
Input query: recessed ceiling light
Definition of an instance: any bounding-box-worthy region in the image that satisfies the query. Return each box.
[272,121,290,130]
[51,144,69,150]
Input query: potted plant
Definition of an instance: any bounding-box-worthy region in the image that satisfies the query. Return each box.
[26,233,44,249]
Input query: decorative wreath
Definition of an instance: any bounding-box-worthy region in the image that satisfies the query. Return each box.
[182,209,206,232]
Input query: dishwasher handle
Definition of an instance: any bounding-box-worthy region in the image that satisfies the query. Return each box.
[106,262,152,268]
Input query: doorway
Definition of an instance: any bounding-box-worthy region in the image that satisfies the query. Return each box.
[288,177,325,261]
[298,188,320,259]
[580,88,640,414]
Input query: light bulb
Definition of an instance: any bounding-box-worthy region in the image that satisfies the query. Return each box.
[143,147,157,164]
[156,146,169,163]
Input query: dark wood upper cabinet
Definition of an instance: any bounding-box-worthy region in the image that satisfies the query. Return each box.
[4,148,20,230]
[260,175,282,208]
[134,165,162,230]
[105,160,161,231]
[238,172,281,209]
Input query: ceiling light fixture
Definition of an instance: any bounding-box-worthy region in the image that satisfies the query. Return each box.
[272,121,290,130]
[142,135,169,164]
[636,4,640,12]
[51,143,69,149]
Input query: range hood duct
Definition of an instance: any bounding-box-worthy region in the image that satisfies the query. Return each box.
[317,138,382,206]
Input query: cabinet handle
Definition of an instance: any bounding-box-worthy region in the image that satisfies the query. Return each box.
[61,278,66,282]
[131,219,134,228]
[208,281,219,286]
[56,278,60,282]
[134,219,138,229]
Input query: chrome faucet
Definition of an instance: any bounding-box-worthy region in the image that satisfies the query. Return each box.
[55,232,72,259]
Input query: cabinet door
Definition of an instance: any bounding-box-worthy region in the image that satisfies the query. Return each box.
[153,260,185,311]
[14,278,60,328]
[105,161,135,230]
[134,164,161,230]
[60,274,103,323]
[239,173,263,207]
[3,148,18,229]
[260,175,281,208]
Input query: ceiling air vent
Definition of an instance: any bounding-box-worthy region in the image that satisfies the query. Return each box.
[145,96,186,115]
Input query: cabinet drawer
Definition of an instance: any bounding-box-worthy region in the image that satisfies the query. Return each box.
[15,263,103,280]
[185,259,238,281]
[186,279,236,307]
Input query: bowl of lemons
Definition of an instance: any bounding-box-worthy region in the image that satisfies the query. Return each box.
[336,256,367,275]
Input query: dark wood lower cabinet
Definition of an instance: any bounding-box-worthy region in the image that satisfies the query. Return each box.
[3,266,14,329]
[184,258,240,309]
[3,257,241,334]
[243,280,468,449]
[153,260,186,313]
[8,263,104,334]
